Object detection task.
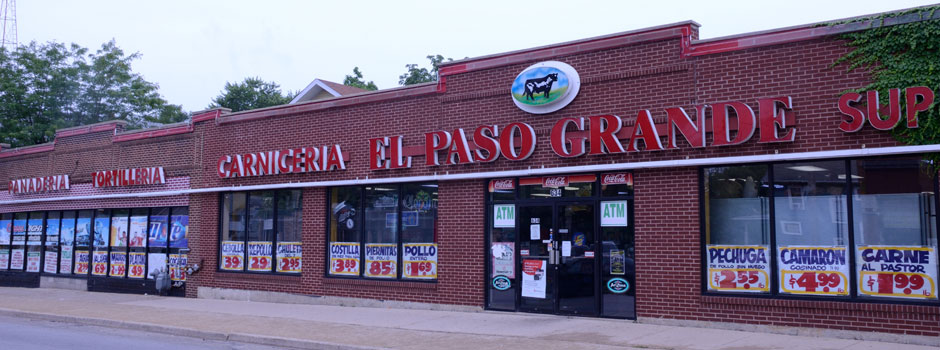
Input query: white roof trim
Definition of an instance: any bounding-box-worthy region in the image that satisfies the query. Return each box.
[2,144,939,207]
[289,79,342,104]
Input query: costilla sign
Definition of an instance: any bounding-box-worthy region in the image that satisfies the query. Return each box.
[8,175,70,195]
[367,86,935,171]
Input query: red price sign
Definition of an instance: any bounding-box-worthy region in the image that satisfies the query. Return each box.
[860,271,935,299]
[221,255,243,270]
[92,262,107,276]
[708,269,768,292]
[129,265,145,278]
[365,261,396,278]
[248,256,271,271]
[109,264,126,277]
[75,262,88,274]
[278,257,302,273]
[781,270,847,295]
[330,258,358,275]
[404,261,436,278]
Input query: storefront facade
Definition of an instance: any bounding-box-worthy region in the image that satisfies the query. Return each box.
[2,8,939,340]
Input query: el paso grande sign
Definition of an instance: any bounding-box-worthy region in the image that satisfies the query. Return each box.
[366,86,936,170]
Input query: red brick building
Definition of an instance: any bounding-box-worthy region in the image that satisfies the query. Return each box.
[2,8,938,343]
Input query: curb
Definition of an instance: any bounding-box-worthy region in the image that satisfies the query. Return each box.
[0,308,388,350]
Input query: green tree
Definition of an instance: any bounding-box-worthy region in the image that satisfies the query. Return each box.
[0,40,184,148]
[343,67,378,91]
[208,77,294,112]
[398,54,453,85]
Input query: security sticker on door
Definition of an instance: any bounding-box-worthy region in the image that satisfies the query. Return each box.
[601,201,628,227]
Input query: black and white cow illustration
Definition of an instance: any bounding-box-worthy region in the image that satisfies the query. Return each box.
[523,73,558,101]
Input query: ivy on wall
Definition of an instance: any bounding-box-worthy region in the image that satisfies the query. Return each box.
[833,6,940,167]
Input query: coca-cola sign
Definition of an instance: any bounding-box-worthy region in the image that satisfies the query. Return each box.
[602,173,631,185]
[542,176,569,188]
[492,179,514,190]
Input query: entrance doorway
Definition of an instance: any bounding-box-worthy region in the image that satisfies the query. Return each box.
[486,173,635,319]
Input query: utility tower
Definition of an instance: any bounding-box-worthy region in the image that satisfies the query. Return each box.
[0,0,16,50]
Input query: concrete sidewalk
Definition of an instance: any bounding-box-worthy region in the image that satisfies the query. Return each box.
[0,288,931,350]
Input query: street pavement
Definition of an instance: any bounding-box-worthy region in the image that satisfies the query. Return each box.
[0,314,281,350]
[0,287,934,350]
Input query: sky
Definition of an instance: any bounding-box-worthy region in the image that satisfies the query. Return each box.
[14,0,940,112]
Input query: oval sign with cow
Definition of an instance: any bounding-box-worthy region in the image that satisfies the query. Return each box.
[510,61,581,114]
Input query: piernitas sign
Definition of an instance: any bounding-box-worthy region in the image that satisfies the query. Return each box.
[367,86,935,170]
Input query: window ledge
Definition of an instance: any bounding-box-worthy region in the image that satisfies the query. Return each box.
[322,277,438,291]
[214,271,301,284]
[701,295,940,315]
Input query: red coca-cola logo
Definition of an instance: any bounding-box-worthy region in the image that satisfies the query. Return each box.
[602,173,629,185]
[492,179,514,190]
[542,176,568,187]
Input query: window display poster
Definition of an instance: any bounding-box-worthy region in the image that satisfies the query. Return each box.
[169,253,187,281]
[493,204,515,228]
[128,252,146,279]
[110,216,128,247]
[403,243,437,279]
[610,249,625,275]
[10,248,24,270]
[93,217,109,247]
[147,253,167,279]
[59,245,73,275]
[491,242,515,278]
[109,252,126,277]
[46,218,60,238]
[276,242,302,273]
[220,241,244,271]
[75,217,91,246]
[13,217,26,243]
[0,219,10,244]
[128,216,148,247]
[73,250,89,274]
[600,201,629,227]
[364,243,397,278]
[91,250,108,276]
[43,251,58,274]
[0,248,8,269]
[778,246,849,296]
[247,241,272,272]
[706,245,770,293]
[26,251,41,272]
[60,219,75,246]
[857,245,937,300]
[521,259,547,298]
[27,218,43,245]
[148,215,168,247]
[329,242,359,276]
[169,215,189,249]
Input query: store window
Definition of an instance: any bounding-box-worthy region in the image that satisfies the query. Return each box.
[44,211,60,274]
[0,213,12,270]
[59,211,76,274]
[327,182,438,280]
[218,190,302,274]
[701,157,939,303]
[26,212,44,272]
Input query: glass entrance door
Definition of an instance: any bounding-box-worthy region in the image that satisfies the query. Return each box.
[519,206,554,313]
[556,203,596,315]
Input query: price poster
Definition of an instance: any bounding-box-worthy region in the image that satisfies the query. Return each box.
[220,241,244,271]
[777,246,849,296]
[147,253,167,279]
[329,242,359,276]
[43,251,58,274]
[276,242,302,273]
[491,242,515,277]
[59,246,73,275]
[521,259,547,298]
[169,254,187,281]
[706,245,770,293]
[0,218,11,244]
[364,243,397,278]
[10,248,25,270]
[91,250,109,276]
[403,243,437,279]
[109,252,127,277]
[0,249,8,269]
[857,246,937,300]
[128,252,146,279]
[110,216,128,247]
[247,241,272,272]
[74,250,89,274]
[26,251,41,272]
[128,216,148,247]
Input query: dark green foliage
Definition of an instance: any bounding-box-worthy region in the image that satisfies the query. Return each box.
[398,54,454,86]
[208,77,295,112]
[834,7,940,168]
[343,67,378,91]
[0,40,187,148]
